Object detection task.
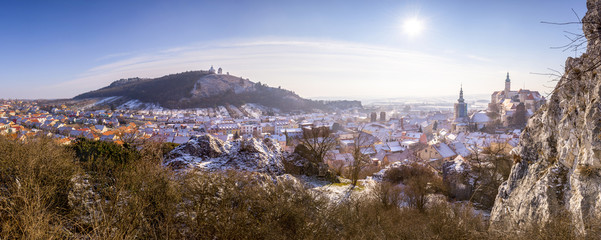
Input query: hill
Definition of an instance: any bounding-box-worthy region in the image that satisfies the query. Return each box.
[73,70,361,112]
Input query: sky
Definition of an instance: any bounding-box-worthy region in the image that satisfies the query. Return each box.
[0,0,588,100]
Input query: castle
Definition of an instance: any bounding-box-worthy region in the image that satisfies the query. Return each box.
[490,73,545,126]
[208,65,224,75]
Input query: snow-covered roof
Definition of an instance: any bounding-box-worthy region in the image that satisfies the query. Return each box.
[446,155,470,173]
[374,143,390,153]
[438,129,448,136]
[280,128,302,133]
[449,141,471,157]
[446,133,457,141]
[404,131,422,139]
[400,140,417,147]
[434,143,456,158]
[360,147,376,155]
[387,141,405,152]
[471,111,490,123]
[374,151,386,161]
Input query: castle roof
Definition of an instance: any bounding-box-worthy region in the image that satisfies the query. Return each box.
[527,94,535,100]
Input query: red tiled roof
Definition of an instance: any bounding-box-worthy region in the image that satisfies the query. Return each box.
[527,94,535,100]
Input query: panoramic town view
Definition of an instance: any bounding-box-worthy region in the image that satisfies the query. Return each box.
[1,0,600,239]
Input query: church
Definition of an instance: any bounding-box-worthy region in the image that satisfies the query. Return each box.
[490,73,545,126]
[452,86,469,132]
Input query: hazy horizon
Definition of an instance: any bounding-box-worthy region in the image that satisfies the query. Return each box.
[0,1,586,99]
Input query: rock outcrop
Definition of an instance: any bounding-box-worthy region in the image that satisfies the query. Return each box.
[490,0,601,234]
[165,134,285,176]
[190,74,256,98]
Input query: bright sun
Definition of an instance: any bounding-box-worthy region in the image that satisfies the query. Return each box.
[403,18,424,37]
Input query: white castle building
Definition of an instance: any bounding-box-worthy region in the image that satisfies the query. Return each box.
[208,65,224,75]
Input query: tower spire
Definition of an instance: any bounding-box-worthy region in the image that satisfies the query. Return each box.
[504,72,511,93]
[458,84,464,102]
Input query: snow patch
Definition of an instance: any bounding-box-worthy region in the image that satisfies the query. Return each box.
[165,134,285,176]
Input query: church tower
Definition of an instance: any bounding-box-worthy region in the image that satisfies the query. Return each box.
[454,85,468,119]
[505,72,511,94]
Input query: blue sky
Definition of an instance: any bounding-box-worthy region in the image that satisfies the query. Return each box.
[0,0,587,99]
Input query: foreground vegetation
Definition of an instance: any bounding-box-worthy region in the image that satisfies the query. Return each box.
[0,136,591,239]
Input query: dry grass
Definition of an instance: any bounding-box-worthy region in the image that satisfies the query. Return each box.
[0,136,78,238]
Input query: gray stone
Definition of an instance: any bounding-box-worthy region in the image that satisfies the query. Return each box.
[490,0,601,235]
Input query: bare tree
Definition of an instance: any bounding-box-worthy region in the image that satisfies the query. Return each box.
[534,8,601,96]
[467,141,513,209]
[349,129,374,188]
[116,127,144,147]
[298,126,336,164]
[487,103,500,121]
[383,162,443,212]
[373,181,403,209]
[511,103,528,128]
[403,166,438,212]
[330,159,345,176]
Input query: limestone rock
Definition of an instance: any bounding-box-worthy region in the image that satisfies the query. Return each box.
[490,0,601,234]
[165,134,285,176]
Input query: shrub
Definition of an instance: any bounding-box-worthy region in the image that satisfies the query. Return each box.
[577,164,600,177]
[179,171,331,239]
[0,136,79,238]
[70,138,140,173]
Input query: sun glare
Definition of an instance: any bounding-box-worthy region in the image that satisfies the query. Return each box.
[403,18,424,37]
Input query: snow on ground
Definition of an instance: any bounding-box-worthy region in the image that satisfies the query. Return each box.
[241,104,262,118]
[94,96,121,106]
[217,106,230,118]
[117,99,162,110]
[296,175,376,203]
[207,108,216,117]
[82,96,121,109]
[228,105,244,117]
[195,108,209,116]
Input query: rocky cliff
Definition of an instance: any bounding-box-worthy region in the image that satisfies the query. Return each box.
[490,0,601,234]
[190,74,256,98]
[165,134,285,176]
